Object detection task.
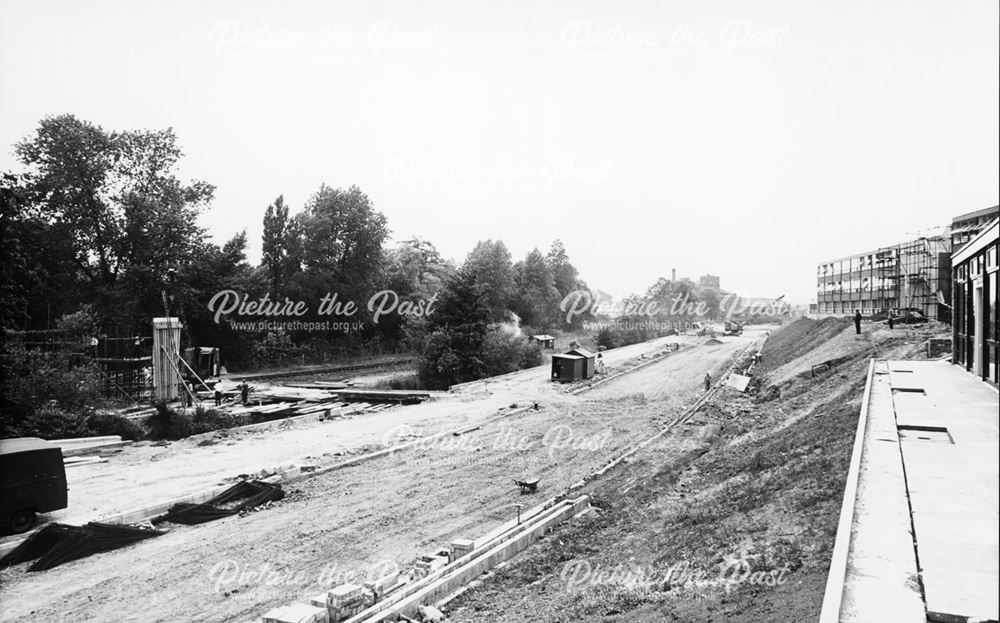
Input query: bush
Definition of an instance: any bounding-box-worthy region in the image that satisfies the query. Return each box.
[191,405,239,432]
[482,328,543,377]
[12,402,92,439]
[0,339,106,438]
[145,404,243,440]
[595,326,616,350]
[1,344,103,425]
[87,412,145,441]
[375,374,423,390]
[145,403,194,440]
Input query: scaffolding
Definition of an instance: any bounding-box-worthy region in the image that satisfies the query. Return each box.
[95,328,154,401]
[897,236,951,321]
[816,233,951,320]
[874,247,899,313]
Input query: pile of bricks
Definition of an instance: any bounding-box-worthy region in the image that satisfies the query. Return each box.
[364,570,401,602]
[413,551,449,579]
[257,542,473,623]
[323,583,366,622]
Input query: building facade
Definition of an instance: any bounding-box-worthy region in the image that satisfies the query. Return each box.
[815,234,951,320]
[698,274,720,289]
[952,206,999,253]
[952,218,999,386]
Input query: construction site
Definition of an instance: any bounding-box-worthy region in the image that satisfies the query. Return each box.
[4,311,992,623]
[2,3,998,622]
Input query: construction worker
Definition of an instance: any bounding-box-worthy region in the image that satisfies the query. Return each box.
[214,389,223,406]
[704,372,711,391]
[240,382,250,405]
[854,310,862,335]
[888,314,894,330]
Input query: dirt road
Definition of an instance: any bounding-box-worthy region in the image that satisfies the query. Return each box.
[0,333,753,623]
[5,333,712,532]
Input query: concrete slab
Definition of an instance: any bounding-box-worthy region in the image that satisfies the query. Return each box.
[922,568,1000,622]
[836,366,925,623]
[889,359,999,623]
[724,373,752,392]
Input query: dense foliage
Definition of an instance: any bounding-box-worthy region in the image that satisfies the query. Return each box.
[0,115,597,434]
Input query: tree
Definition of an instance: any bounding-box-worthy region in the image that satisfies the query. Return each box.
[290,184,389,306]
[698,285,722,321]
[546,239,581,298]
[13,115,214,326]
[376,238,455,349]
[1,172,82,329]
[384,237,454,300]
[463,240,515,322]
[511,248,561,329]
[413,268,491,388]
[178,230,264,367]
[546,239,593,327]
[262,195,294,297]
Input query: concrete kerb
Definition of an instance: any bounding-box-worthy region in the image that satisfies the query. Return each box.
[338,496,591,623]
[818,358,876,623]
[351,498,586,622]
[559,339,762,495]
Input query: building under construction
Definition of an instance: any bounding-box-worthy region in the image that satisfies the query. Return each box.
[814,232,951,321]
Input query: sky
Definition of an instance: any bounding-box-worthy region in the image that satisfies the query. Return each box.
[1,0,997,305]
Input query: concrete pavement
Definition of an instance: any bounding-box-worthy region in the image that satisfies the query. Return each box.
[824,358,999,623]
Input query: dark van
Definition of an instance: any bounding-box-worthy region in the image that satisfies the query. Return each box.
[0,437,68,533]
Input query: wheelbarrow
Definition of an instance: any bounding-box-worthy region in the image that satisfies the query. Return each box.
[513,478,540,494]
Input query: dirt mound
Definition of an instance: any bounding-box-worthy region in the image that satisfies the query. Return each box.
[446,356,873,623]
[443,330,932,623]
[757,318,851,374]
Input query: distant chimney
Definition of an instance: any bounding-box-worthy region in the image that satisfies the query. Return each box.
[671,268,676,282]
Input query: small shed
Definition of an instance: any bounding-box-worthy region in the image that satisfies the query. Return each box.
[551,353,585,382]
[182,346,220,380]
[530,334,556,349]
[566,348,596,379]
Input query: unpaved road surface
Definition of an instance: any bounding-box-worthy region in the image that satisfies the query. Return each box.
[0,332,754,623]
[2,332,711,533]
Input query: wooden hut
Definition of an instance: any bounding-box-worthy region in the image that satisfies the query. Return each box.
[566,348,596,379]
[551,353,585,382]
[530,334,556,349]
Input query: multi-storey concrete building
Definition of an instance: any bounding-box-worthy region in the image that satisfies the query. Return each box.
[952,206,999,252]
[814,233,951,321]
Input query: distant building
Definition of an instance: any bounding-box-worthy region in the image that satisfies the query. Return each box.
[698,274,720,289]
[952,206,999,253]
[815,233,951,321]
[529,334,556,349]
[952,217,998,386]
